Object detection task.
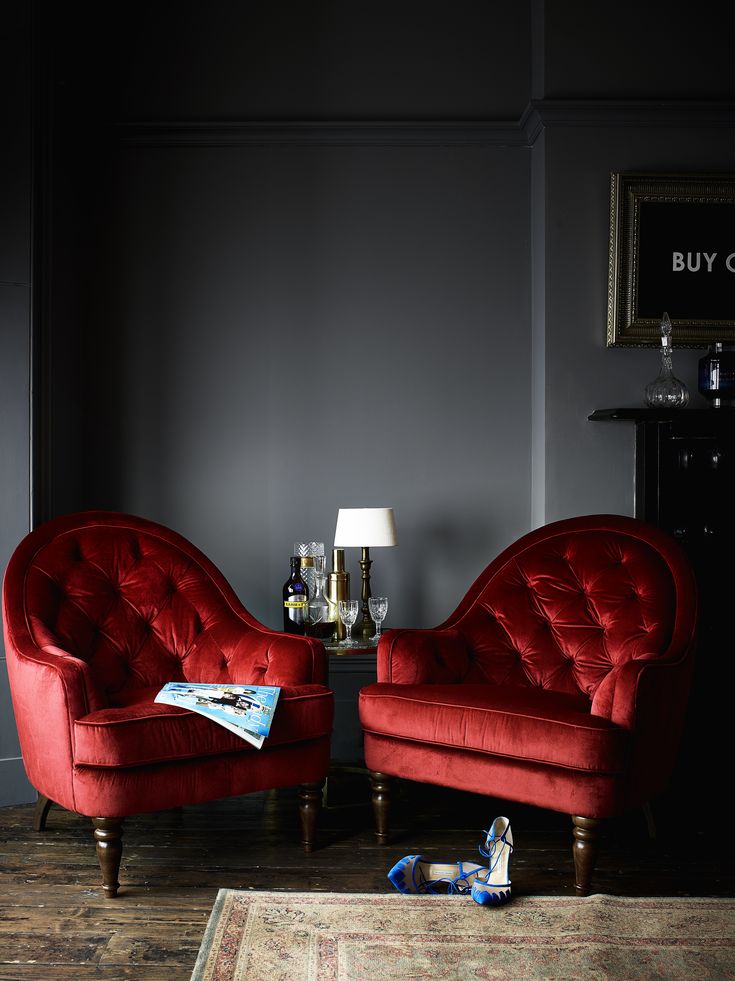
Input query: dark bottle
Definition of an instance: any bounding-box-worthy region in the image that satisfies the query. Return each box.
[283,556,309,634]
[698,342,735,407]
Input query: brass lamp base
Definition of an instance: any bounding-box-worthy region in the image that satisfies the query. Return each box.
[357,546,376,640]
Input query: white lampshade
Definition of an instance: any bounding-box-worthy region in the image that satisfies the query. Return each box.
[334,508,397,548]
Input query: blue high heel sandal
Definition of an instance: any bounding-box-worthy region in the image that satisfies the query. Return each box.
[387,815,514,900]
[471,815,513,906]
[387,855,487,895]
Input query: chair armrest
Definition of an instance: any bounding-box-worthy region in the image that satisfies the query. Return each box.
[6,633,107,723]
[3,630,108,810]
[591,648,695,805]
[591,656,655,729]
[219,627,328,686]
[377,628,470,684]
[590,652,693,731]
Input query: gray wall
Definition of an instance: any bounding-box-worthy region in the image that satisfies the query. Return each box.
[106,143,532,628]
[0,0,35,805]
[50,140,531,629]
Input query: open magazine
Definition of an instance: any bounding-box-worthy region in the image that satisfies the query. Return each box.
[155,682,280,749]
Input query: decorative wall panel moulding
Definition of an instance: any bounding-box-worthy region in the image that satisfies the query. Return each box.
[113,102,735,150]
[113,120,529,149]
[523,100,735,143]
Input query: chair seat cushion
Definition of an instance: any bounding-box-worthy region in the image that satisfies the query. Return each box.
[74,685,333,767]
[359,683,628,774]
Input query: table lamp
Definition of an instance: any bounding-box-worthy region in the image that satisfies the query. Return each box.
[333,507,397,641]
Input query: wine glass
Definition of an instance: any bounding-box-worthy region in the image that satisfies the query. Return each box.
[338,599,360,646]
[368,596,388,641]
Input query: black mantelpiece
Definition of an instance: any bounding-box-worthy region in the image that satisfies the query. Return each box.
[590,407,734,821]
[589,406,734,558]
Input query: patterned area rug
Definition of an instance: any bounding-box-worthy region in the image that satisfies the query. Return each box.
[190,890,735,980]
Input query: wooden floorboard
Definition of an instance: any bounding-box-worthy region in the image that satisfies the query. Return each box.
[1,771,733,979]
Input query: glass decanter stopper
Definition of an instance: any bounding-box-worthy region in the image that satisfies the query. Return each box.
[644,312,689,409]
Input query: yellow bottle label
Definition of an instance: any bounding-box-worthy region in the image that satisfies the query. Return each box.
[284,600,307,608]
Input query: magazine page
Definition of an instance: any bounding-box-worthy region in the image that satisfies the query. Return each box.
[155,683,280,750]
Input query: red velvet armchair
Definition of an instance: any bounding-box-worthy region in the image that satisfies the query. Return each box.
[2,511,334,896]
[359,515,697,895]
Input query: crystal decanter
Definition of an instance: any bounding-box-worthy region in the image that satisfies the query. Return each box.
[644,312,690,409]
[307,555,333,639]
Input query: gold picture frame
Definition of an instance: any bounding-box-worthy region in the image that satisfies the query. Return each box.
[607,173,735,347]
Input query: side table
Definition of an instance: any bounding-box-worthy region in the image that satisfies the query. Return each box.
[324,640,377,763]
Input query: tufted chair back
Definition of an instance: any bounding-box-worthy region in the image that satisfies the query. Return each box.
[427,515,696,701]
[5,511,317,710]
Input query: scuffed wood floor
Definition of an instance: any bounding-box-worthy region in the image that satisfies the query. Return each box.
[1,772,732,979]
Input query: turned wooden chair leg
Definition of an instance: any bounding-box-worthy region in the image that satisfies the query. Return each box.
[92,818,124,898]
[572,814,601,897]
[369,771,392,844]
[298,781,324,853]
[33,794,54,832]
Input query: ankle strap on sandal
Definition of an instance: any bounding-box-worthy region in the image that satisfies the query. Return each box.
[479,828,513,871]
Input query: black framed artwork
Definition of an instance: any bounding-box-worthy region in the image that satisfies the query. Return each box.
[607,173,735,347]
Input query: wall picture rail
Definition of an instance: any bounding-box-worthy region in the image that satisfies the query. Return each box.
[607,172,735,347]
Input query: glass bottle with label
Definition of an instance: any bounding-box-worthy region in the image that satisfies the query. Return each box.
[698,342,735,407]
[283,556,309,634]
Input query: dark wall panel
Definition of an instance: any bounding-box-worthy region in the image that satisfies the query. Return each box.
[542,0,735,100]
[51,0,530,121]
[50,142,532,628]
[0,0,35,805]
